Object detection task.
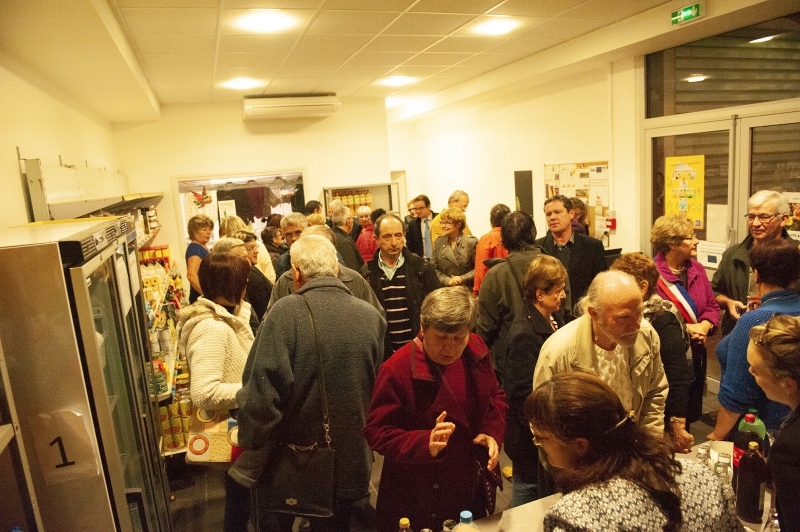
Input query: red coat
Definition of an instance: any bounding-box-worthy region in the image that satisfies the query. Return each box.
[364,334,507,532]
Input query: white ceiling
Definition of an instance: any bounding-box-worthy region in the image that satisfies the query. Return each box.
[0,0,673,122]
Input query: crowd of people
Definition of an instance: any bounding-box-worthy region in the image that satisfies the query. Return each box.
[175,188,800,532]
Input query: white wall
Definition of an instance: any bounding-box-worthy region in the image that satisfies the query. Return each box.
[113,98,391,274]
[0,64,118,230]
[390,64,640,245]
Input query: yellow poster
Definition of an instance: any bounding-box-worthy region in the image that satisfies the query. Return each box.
[665,155,704,229]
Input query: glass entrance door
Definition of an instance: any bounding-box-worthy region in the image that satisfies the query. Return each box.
[737,111,800,240]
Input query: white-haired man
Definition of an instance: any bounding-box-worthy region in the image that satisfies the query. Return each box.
[331,205,365,271]
[712,190,799,336]
[534,270,667,433]
[274,212,309,279]
[234,235,387,531]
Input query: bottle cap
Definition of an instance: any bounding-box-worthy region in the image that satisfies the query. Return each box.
[399,517,410,528]
[744,413,756,422]
[460,510,473,523]
[749,441,759,451]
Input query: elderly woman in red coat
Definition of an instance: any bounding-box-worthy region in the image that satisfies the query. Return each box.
[364,287,507,532]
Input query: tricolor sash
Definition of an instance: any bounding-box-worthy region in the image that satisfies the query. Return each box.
[657,276,699,324]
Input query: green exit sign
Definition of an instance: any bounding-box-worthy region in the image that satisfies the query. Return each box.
[672,3,702,25]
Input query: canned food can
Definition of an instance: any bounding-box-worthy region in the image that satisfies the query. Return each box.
[178,398,193,417]
[167,402,179,417]
[159,406,168,422]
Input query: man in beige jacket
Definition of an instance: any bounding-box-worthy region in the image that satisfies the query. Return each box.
[533,270,668,434]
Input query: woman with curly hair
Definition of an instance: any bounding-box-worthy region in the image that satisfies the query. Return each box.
[526,373,740,531]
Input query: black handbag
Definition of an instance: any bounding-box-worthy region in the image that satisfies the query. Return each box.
[253,294,336,518]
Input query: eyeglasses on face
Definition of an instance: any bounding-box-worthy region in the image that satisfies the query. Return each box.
[745,213,780,223]
[440,221,454,226]
[245,245,257,252]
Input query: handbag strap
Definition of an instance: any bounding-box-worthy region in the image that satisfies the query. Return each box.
[299,293,332,448]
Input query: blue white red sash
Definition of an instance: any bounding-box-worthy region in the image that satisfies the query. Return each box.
[657,276,699,324]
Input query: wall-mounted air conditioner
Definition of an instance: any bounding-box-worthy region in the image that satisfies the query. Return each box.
[242,93,341,120]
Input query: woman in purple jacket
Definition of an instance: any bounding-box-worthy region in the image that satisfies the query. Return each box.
[650,216,720,430]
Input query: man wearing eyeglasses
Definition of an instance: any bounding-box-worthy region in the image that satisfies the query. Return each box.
[712,190,799,336]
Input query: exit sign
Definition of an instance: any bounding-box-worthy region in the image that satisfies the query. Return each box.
[672,3,703,25]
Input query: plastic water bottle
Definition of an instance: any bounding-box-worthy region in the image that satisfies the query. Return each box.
[452,511,479,530]
[733,413,767,491]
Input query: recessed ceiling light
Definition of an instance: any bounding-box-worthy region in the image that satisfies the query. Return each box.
[222,78,264,90]
[236,9,297,33]
[749,35,775,43]
[684,75,708,83]
[380,76,415,87]
[472,16,519,36]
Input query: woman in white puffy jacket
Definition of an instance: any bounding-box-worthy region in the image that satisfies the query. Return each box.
[177,251,254,532]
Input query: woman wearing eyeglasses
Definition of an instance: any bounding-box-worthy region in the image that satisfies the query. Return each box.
[233,230,273,321]
[526,372,740,531]
[708,238,800,441]
[431,207,478,288]
[650,216,720,431]
[747,314,800,531]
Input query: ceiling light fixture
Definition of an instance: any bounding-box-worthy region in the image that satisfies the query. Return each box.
[472,16,519,36]
[380,76,415,87]
[222,78,264,90]
[749,35,775,43]
[236,9,297,33]
[684,75,708,83]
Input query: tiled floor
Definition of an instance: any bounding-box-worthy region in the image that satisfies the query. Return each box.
[166,393,721,531]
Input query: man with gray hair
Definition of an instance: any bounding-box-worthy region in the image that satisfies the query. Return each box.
[268,225,385,317]
[429,190,472,243]
[234,234,386,531]
[275,212,309,279]
[712,189,799,336]
[331,205,365,271]
[534,270,667,434]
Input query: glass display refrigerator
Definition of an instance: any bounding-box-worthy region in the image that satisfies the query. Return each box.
[0,216,171,531]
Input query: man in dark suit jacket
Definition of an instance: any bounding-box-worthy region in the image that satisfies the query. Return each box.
[405,194,437,259]
[536,195,607,310]
[331,205,365,272]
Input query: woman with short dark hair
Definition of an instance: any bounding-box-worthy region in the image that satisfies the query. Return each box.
[709,238,800,440]
[526,373,740,531]
[505,255,566,506]
[611,253,694,452]
[177,251,254,532]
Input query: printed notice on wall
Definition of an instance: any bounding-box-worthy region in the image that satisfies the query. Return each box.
[664,155,705,229]
[784,192,800,241]
[544,161,609,238]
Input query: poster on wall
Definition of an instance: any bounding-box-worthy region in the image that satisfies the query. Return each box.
[664,155,705,229]
[218,200,237,219]
[543,161,609,238]
[785,192,800,241]
[182,187,219,241]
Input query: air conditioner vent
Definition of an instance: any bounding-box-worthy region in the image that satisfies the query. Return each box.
[242,94,341,120]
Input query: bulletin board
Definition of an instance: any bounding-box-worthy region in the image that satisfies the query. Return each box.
[664,155,705,229]
[544,161,609,238]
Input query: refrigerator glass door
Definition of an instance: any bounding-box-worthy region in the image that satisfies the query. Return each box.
[70,239,163,532]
